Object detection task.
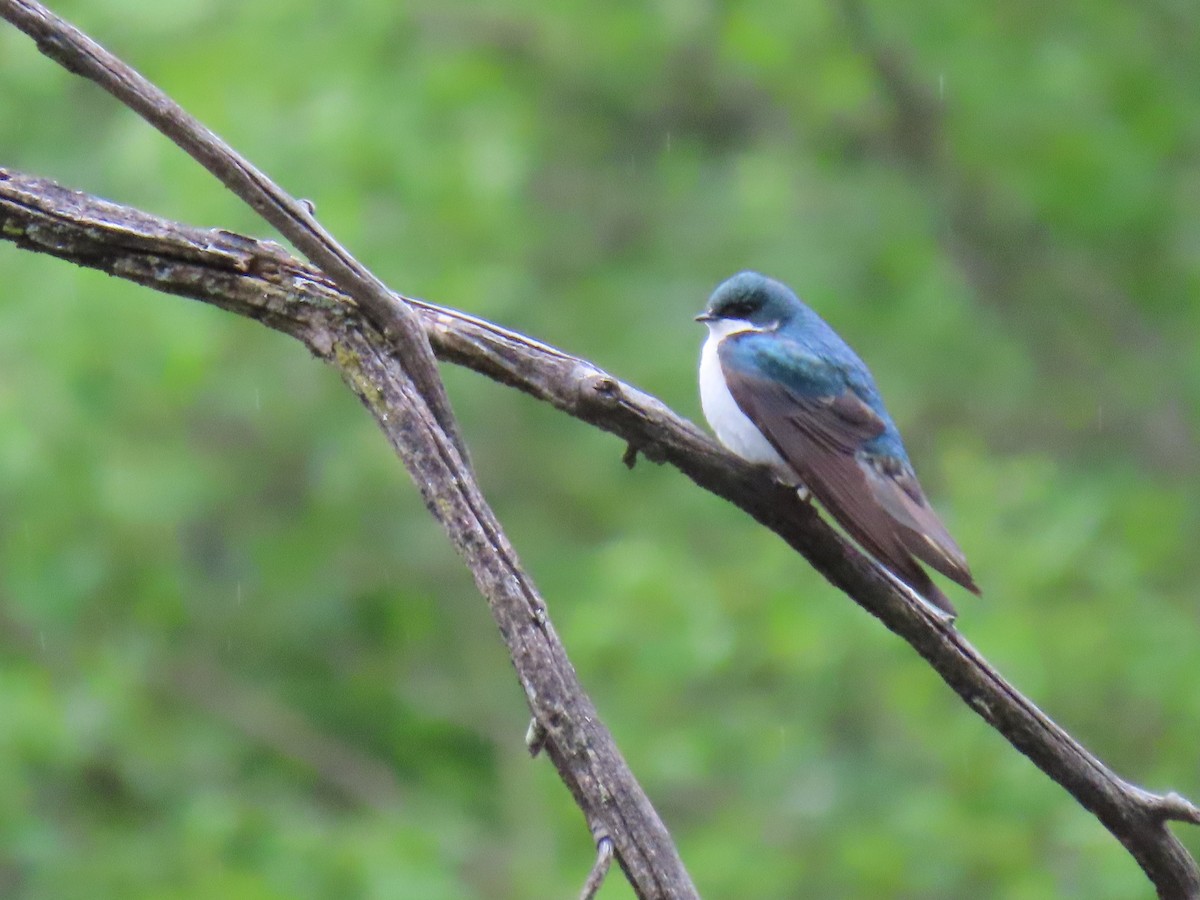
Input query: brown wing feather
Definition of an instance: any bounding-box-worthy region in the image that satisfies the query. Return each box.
[864,464,980,594]
[722,359,974,614]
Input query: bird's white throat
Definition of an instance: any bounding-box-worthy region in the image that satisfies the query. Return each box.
[699,320,787,468]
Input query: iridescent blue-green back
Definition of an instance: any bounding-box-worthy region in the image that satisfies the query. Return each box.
[719,272,912,466]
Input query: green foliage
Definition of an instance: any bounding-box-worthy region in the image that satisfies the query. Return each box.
[2,0,1198,896]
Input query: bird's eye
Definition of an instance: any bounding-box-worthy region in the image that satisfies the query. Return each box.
[724,301,753,319]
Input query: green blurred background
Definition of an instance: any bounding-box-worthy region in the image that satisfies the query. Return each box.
[2,1,1198,897]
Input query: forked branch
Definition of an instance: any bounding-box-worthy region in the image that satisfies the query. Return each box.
[2,1,1198,897]
[0,1,695,896]
[4,168,1199,898]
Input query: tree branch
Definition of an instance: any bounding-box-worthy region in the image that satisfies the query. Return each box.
[0,164,698,898]
[0,1,696,896]
[0,0,463,459]
[2,1,1198,895]
[4,167,1200,897]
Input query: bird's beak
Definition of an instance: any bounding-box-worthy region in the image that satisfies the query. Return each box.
[694,312,714,323]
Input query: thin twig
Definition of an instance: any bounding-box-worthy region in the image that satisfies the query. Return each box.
[580,835,615,900]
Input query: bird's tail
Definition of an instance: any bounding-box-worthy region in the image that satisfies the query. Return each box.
[892,563,958,621]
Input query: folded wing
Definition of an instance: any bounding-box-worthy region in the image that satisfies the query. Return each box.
[720,339,978,615]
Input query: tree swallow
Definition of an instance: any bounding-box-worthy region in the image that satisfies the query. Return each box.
[696,271,979,617]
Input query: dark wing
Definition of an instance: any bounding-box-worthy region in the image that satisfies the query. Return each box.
[720,342,977,615]
[861,458,979,595]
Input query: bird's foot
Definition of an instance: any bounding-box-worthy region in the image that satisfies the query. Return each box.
[769,466,808,500]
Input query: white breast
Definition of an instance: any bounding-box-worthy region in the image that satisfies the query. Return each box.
[699,321,787,468]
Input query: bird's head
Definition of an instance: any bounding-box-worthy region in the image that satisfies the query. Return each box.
[695,271,799,334]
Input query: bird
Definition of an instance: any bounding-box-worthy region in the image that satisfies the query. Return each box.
[696,271,979,617]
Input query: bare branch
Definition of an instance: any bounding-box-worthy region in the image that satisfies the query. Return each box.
[0,1,697,895]
[3,169,1199,898]
[0,0,463,458]
[0,164,699,898]
[580,834,615,900]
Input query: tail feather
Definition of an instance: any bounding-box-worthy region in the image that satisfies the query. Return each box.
[899,525,981,596]
[876,545,958,619]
